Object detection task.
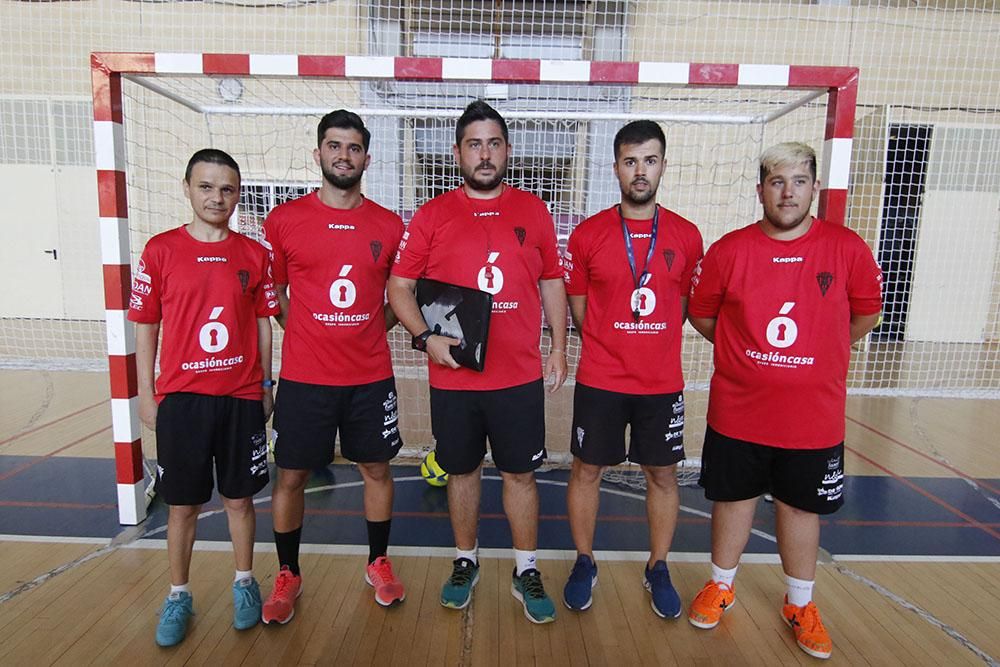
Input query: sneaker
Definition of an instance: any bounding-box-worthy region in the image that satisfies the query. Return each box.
[511,568,556,624]
[782,598,833,659]
[365,556,406,607]
[688,580,736,629]
[643,560,681,619]
[563,554,598,611]
[261,566,303,625]
[155,591,194,647]
[440,557,480,609]
[232,578,262,630]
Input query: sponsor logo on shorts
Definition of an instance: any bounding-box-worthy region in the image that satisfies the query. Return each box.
[576,426,585,448]
[250,431,268,477]
[822,471,844,485]
[382,425,399,439]
[531,449,545,461]
[816,483,843,501]
[157,464,165,479]
[669,414,684,429]
[664,430,683,443]
[827,455,841,470]
[384,410,398,426]
[671,444,683,452]
[672,395,684,414]
[383,391,397,412]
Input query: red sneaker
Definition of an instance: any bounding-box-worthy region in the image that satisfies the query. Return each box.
[782,597,833,659]
[365,556,406,607]
[261,566,302,624]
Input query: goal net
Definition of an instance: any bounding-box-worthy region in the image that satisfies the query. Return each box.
[95,53,855,523]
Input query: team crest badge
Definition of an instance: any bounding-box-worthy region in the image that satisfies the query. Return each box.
[370,240,383,262]
[663,249,675,271]
[514,227,526,246]
[237,269,250,294]
[816,272,834,296]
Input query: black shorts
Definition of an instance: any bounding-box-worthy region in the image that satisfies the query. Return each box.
[155,393,269,506]
[699,425,845,515]
[570,383,685,467]
[430,379,545,475]
[272,376,403,469]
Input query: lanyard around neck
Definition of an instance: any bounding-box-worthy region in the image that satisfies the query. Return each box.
[619,204,659,321]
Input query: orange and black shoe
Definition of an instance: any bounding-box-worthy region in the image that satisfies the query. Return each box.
[782,597,833,660]
[688,580,735,629]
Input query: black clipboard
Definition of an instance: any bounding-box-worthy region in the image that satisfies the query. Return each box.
[416,278,493,372]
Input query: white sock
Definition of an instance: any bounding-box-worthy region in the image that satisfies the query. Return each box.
[234,569,253,583]
[711,562,738,588]
[785,575,814,607]
[169,583,190,595]
[456,542,478,566]
[514,549,537,576]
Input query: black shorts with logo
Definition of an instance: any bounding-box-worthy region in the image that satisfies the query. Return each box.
[699,425,845,515]
[155,393,269,506]
[430,379,545,475]
[272,376,403,469]
[570,383,685,467]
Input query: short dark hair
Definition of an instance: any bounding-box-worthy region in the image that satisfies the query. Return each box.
[455,100,509,145]
[317,109,371,151]
[184,148,241,182]
[613,120,666,160]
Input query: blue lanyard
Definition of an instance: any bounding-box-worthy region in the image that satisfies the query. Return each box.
[619,205,659,321]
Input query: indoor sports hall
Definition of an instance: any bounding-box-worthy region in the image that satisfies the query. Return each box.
[1,2,998,665]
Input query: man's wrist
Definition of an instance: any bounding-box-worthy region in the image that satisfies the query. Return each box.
[261,379,275,389]
[411,329,433,352]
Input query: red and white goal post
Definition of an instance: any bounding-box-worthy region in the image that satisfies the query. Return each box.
[92,52,857,524]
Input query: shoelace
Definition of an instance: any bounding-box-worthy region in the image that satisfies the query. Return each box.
[370,560,393,584]
[699,582,731,607]
[796,604,825,632]
[449,560,475,585]
[272,572,294,596]
[569,560,593,583]
[161,598,190,621]
[235,583,259,606]
[519,571,547,600]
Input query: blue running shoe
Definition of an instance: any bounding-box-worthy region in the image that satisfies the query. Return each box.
[512,568,556,624]
[233,577,262,630]
[563,554,598,611]
[441,557,480,609]
[644,560,681,619]
[155,591,194,647]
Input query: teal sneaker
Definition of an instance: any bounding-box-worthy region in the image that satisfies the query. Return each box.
[233,577,262,630]
[440,557,480,609]
[511,568,556,624]
[155,591,194,647]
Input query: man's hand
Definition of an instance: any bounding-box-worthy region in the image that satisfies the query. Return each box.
[139,392,158,431]
[544,350,568,393]
[426,334,461,369]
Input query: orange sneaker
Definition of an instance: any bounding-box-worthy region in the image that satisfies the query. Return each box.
[782,598,832,660]
[688,580,736,629]
[261,566,302,624]
[365,556,406,607]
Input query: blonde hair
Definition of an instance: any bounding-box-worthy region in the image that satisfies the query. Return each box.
[759,142,817,184]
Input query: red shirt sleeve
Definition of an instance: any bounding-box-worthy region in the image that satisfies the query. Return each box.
[127,244,162,323]
[679,223,705,296]
[262,212,287,286]
[255,246,280,318]
[563,225,589,296]
[688,241,725,318]
[846,234,883,316]
[536,202,563,280]
[391,205,432,279]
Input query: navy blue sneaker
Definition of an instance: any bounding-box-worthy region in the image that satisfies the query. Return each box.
[155,591,194,647]
[644,560,681,619]
[563,554,598,611]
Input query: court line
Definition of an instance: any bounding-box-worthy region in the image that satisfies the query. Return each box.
[846,413,1000,496]
[0,399,107,448]
[0,426,111,483]
[845,445,1000,542]
[0,500,117,510]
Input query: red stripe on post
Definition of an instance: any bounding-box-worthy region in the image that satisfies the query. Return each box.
[493,59,541,82]
[109,354,138,399]
[818,189,848,227]
[395,57,443,80]
[298,55,346,77]
[788,66,857,89]
[826,81,858,140]
[115,439,144,484]
[91,68,123,123]
[103,264,131,310]
[96,170,128,218]
[203,54,250,75]
[689,63,738,86]
[590,61,639,84]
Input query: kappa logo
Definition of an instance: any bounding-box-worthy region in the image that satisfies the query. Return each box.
[816,271,834,296]
[773,256,804,264]
[514,226,526,246]
[237,269,250,294]
[663,249,675,271]
[370,240,383,262]
[197,256,227,263]
[576,426,585,448]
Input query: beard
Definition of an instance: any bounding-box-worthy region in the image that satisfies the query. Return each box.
[461,160,507,192]
[621,179,657,207]
[321,163,364,190]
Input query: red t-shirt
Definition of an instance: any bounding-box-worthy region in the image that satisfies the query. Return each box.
[392,186,563,390]
[263,194,404,386]
[127,226,278,401]
[688,218,883,449]
[565,205,703,394]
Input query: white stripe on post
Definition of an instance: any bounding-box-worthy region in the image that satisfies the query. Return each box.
[111,396,141,444]
[637,62,689,84]
[738,64,790,87]
[249,54,298,76]
[99,218,130,265]
[345,56,395,78]
[117,481,146,525]
[93,121,126,171]
[154,52,203,74]
[442,58,492,81]
[105,309,136,356]
[540,60,590,82]
[823,137,853,189]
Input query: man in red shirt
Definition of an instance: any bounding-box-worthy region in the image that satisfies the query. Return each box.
[129,149,278,646]
[686,142,883,660]
[562,121,703,618]
[388,100,568,624]
[260,111,407,623]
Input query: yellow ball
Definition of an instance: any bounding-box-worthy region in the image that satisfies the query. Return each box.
[420,450,448,487]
